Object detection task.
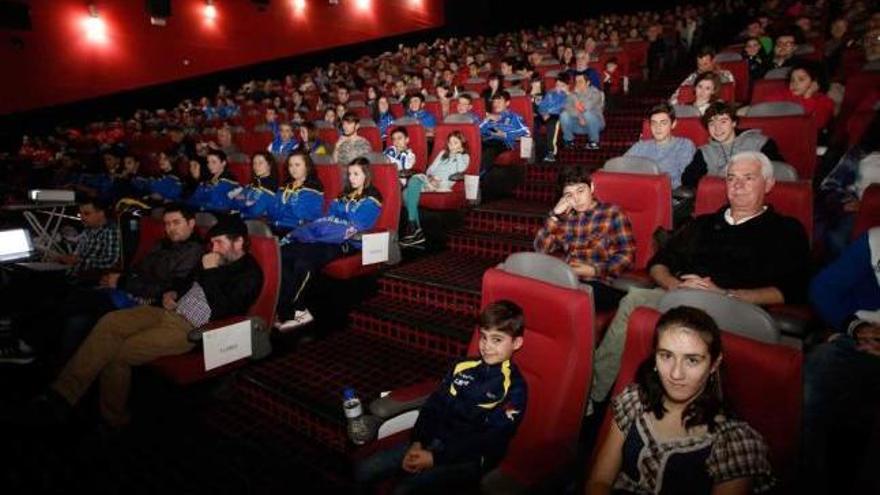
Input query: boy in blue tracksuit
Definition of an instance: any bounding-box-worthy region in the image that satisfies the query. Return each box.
[355,300,528,493]
[405,94,437,132]
[383,127,417,185]
[537,73,571,162]
[479,90,530,175]
[268,122,300,160]
[186,149,239,212]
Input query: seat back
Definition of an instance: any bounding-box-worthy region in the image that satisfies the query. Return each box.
[718,59,750,102]
[508,94,535,136]
[671,104,701,118]
[603,155,661,175]
[739,114,817,178]
[366,163,401,235]
[499,252,581,289]
[594,307,802,487]
[641,117,709,146]
[750,79,787,104]
[592,170,673,270]
[315,164,342,211]
[244,223,282,328]
[357,121,383,151]
[658,289,780,343]
[764,67,792,80]
[675,82,735,105]
[771,161,799,181]
[228,161,252,185]
[314,121,340,148]
[479,268,593,487]
[852,183,880,240]
[745,101,805,117]
[694,176,813,241]
[386,123,428,171]
[131,216,166,267]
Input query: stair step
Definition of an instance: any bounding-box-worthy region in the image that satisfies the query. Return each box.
[464,199,548,236]
[351,294,474,356]
[448,228,534,259]
[377,276,482,317]
[513,179,556,203]
[239,329,454,453]
[383,251,496,295]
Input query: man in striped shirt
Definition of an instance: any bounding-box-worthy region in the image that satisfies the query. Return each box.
[534,165,635,311]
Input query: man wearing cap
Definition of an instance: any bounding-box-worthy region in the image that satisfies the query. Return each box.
[44,214,263,427]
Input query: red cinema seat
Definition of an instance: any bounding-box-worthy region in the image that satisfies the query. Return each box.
[148,225,281,386]
[423,99,443,123]
[477,268,594,490]
[718,59,750,103]
[591,307,802,489]
[322,163,400,280]
[314,163,342,211]
[739,114,817,179]
[389,101,405,119]
[131,216,166,267]
[751,79,787,104]
[464,77,488,93]
[852,184,880,240]
[493,94,534,167]
[357,123,383,151]
[592,170,673,272]
[228,161,252,186]
[836,71,880,138]
[694,176,813,242]
[316,123,340,149]
[464,92,487,119]
[418,123,481,210]
[640,117,709,147]
[237,131,273,155]
[386,123,428,171]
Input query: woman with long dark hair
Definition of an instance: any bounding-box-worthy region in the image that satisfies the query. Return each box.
[275,157,382,331]
[587,307,774,495]
[269,150,324,234]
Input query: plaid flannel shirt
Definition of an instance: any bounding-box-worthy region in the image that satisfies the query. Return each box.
[73,223,121,275]
[533,202,635,281]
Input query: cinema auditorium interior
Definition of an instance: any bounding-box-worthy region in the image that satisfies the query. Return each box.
[1,0,879,493]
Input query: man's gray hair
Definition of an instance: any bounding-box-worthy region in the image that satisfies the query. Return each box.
[728,151,774,180]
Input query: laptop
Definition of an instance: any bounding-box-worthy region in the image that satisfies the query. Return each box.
[0,228,35,263]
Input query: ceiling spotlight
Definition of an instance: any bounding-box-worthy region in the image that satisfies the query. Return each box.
[83,3,107,42]
[205,0,218,20]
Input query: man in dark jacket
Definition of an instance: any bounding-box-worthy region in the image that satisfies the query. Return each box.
[56,204,204,358]
[47,214,262,427]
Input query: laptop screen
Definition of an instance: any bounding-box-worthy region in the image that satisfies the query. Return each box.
[0,228,35,262]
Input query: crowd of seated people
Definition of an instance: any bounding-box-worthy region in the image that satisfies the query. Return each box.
[3,1,880,493]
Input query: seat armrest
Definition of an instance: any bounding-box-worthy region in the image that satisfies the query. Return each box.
[187,315,272,360]
[609,274,655,292]
[368,381,437,419]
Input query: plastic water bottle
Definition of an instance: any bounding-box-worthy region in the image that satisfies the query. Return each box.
[343,388,371,445]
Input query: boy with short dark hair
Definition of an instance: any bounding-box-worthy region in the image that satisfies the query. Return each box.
[355,300,529,493]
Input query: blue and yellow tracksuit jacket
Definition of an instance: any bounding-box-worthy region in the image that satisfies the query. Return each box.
[406,109,438,129]
[479,110,531,149]
[132,173,183,201]
[537,89,567,117]
[411,358,528,469]
[231,176,278,219]
[186,172,239,212]
[269,178,325,230]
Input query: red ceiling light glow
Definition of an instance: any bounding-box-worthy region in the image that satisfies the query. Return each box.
[204,0,218,20]
[293,0,306,10]
[83,3,107,43]
[355,0,370,11]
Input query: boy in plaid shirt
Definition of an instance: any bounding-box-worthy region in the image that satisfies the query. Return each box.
[533,165,635,311]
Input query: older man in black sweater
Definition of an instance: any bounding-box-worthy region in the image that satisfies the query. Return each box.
[590,151,810,405]
[47,214,262,427]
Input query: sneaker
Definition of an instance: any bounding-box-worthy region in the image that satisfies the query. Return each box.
[0,339,35,365]
[277,309,315,332]
[586,141,600,150]
[542,152,556,163]
[399,229,426,247]
[402,226,422,242]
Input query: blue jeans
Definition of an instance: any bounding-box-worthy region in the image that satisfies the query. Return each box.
[354,442,482,494]
[560,110,604,143]
[802,335,880,493]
